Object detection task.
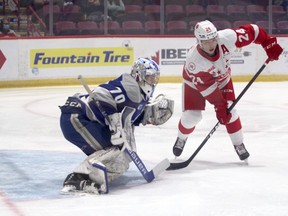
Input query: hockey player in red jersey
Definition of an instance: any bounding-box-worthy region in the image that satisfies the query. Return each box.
[172,20,283,160]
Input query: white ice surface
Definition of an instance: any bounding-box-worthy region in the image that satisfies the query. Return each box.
[0,82,288,216]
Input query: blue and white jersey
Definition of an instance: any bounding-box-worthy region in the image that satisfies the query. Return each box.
[88,73,151,126]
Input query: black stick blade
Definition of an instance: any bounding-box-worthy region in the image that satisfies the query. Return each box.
[166,160,190,170]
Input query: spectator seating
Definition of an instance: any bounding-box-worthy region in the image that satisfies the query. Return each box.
[99,21,122,34]
[165,0,190,5]
[230,0,255,5]
[217,0,232,5]
[123,0,144,5]
[122,21,145,34]
[125,4,142,12]
[232,20,252,28]
[253,0,269,7]
[213,20,232,30]
[77,21,103,35]
[54,21,79,35]
[144,5,160,21]
[276,21,288,34]
[122,5,145,23]
[206,5,228,21]
[255,20,277,33]
[226,5,247,22]
[165,5,185,21]
[185,5,207,21]
[62,4,84,22]
[46,2,288,36]
[73,0,87,11]
[246,5,268,22]
[145,21,162,34]
[267,5,287,22]
[42,4,62,25]
[166,20,188,34]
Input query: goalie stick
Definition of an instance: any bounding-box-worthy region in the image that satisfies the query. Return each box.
[78,75,170,182]
[167,58,271,170]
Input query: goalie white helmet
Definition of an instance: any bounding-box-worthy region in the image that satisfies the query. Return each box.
[194,20,218,41]
[131,57,160,97]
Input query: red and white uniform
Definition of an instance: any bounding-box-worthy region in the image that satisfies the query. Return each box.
[179,24,270,145]
[183,24,269,109]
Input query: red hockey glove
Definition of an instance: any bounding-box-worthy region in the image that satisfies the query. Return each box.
[215,101,232,125]
[262,37,283,61]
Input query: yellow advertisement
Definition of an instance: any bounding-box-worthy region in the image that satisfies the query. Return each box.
[30,47,134,68]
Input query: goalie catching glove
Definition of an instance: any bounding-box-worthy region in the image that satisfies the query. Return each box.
[142,94,174,126]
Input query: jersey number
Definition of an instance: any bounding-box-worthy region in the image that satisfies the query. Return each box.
[236,29,249,42]
[110,87,125,103]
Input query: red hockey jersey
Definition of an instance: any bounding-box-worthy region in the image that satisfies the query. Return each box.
[183,24,270,105]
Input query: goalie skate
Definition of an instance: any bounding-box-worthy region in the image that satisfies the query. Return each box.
[61,173,103,195]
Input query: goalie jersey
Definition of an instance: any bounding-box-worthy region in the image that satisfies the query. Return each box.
[76,73,150,126]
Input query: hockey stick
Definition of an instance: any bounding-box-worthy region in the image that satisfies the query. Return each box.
[78,75,170,182]
[167,58,271,170]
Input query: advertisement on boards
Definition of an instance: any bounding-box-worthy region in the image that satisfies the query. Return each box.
[0,36,287,81]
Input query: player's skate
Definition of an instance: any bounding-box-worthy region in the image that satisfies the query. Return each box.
[173,137,188,157]
[234,143,250,161]
[61,173,101,194]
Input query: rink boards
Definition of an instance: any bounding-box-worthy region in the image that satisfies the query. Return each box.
[0,36,288,87]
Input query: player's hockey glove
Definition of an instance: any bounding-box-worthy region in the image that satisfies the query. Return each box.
[107,113,125,146]
[214,101,232,125]
[262,37,283,61]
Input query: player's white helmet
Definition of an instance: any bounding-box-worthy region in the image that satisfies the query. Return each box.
[131,57,160,97]
[194,20,218,41]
